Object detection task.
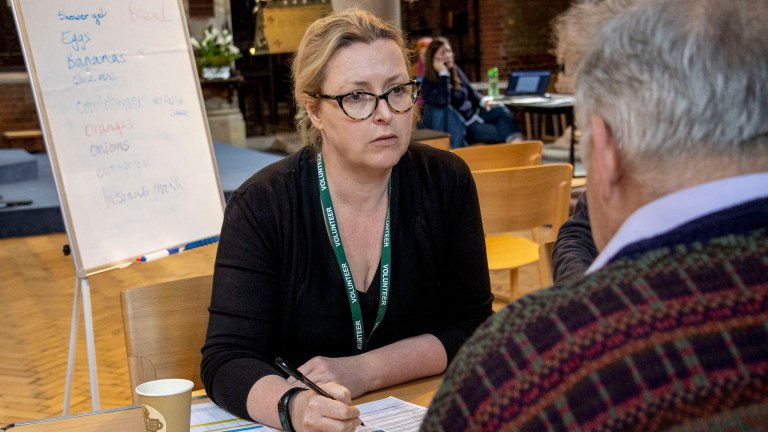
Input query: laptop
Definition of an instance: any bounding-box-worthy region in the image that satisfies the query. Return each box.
[503,70,552,103]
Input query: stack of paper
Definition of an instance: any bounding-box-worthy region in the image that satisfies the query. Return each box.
[190,397,427,432]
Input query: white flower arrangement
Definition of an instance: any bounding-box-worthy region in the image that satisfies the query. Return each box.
[190,27,242,68]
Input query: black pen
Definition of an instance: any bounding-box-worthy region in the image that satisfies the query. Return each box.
[275,357,365,426]
[0,200,32,209]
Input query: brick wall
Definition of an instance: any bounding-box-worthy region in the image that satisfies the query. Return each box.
[0,75,43,150]
[402,0,480,80]
[478,0,571,82]
[403,0,570,82]
[0,1,573,146]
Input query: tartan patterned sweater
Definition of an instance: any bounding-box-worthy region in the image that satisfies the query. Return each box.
[422,198,768,431]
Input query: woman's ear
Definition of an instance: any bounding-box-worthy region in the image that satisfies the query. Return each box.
[304,100,323,131]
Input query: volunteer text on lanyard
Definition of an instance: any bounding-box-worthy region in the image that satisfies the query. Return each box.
[316,152,391,353]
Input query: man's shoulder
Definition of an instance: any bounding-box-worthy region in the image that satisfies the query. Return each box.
[584,225,767,300]
[613,196,768,263]
[424,227,768,430]
[479,225,768,339]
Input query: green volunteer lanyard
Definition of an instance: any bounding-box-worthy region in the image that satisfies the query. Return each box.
[316,152,391,353]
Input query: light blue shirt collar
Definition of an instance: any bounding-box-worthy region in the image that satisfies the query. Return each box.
[587,172,768,274]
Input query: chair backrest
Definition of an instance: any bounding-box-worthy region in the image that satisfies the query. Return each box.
[472,164,572,240]
[412,127,451,151]
[451,141,543,170]
[121,275,212,403]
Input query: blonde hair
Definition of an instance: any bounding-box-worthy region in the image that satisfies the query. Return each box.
[292,8,412,151]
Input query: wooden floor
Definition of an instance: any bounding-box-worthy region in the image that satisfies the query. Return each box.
[0,232,542,425]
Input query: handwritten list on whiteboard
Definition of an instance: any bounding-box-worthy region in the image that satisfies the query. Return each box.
[13,0,225,275]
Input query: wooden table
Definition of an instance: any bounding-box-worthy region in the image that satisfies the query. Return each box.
[498,94,578,172]
[6,376,443,431]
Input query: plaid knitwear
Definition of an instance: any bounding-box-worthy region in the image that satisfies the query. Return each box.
[422,229,768,431]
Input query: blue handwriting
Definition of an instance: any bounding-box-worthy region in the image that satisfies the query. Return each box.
[154,179,184,195]
[72,71,116,86]
[103,185,150,209]
[67,51,126,70]
[77,93,142,115]
[61,31,90,51]
[96,158,150,179]
[58,8,108,26]
[152,94,183,106]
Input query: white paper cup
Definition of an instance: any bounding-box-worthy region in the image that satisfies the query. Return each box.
[135,378,194,432]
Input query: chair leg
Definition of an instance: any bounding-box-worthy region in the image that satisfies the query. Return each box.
[489,268,523,301]
[508,268,520,301]
[489,268,516,302]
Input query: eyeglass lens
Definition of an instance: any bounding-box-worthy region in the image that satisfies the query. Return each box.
[341,83,417,120]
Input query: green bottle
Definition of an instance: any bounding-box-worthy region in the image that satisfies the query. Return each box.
[487,67,499,99]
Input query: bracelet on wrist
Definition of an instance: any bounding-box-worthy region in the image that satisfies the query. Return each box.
[277,387,307,432]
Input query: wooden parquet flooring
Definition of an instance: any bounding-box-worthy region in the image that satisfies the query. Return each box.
[0,232,541,425]
[0,233,218,425]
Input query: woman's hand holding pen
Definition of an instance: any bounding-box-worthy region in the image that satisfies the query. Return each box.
[276,357,364,431]
[293,356,371,398]
[290,384,362,432]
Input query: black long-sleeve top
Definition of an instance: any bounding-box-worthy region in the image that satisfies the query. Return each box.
[552,192,598,285]
[201,143,494,420]
[420,66,484,122]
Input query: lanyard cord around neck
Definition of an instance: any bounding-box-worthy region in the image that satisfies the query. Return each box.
[316,152,391,353]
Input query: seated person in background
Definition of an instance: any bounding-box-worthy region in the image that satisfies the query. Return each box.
[422,0,768,429]
[420,37,522,147]
[201,9,494,432]
[411,36,465,150]
[415,36,467,149]
[416,99,467,149]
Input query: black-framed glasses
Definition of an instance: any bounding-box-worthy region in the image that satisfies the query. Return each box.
[307,80,421,121]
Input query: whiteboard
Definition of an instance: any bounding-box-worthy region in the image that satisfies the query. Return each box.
[12,0,225,277]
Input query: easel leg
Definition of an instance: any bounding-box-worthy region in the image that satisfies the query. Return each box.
[61,278,101,415]
[81,279,100,411]
[62,279,80,415]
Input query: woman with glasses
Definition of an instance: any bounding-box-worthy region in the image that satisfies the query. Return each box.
[201,9,493,432]
[422,37,523,145]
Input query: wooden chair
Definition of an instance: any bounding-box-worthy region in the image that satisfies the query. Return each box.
[120,275,213,403]
[538,240,555,288]
[412,128,451,151]
[450,141,543,170]
[473,164,572,300]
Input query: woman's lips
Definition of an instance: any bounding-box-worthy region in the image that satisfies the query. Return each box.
[372,134,398,145]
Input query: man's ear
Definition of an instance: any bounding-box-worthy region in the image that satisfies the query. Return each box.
[304,100,323,131]
[590,115,621,202]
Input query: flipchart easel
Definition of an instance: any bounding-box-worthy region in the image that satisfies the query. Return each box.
[11,0,225,413]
